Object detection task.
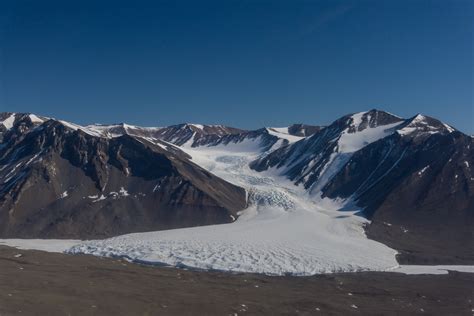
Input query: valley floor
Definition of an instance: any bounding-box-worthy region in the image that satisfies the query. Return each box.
[0,246,473,316]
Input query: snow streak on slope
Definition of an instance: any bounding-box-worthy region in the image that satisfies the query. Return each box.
[68,138,400,275]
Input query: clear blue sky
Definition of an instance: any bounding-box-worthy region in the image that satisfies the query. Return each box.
[0,0,472,132]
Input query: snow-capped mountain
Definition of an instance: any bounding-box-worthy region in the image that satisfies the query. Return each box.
[251,110,406,190]
[251,109,473,263]
[0,110,472,265]
[0,112,46,142]
[0,116,246,238]
[0,113,311,238]
[84,122,314,150]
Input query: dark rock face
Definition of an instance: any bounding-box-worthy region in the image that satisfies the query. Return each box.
[0,119,246,239]
[287,124,323,137]
[251,110,474,263]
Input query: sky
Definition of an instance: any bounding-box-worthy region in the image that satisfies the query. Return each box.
[0,0,472,132]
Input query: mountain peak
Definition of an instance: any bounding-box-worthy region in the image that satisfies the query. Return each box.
[326,110,404,136]
[0,113,47,142]
[397,113,456,136]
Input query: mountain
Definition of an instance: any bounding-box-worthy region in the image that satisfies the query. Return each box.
[0,113,46,142]
[79,122,307,150]
[83,123,245,146]
[0,114,311,239]
[0,110,472,265]
[251,110,473,263]
[85,122,309,152]
[0,117,247,238]
[251,110,405,189]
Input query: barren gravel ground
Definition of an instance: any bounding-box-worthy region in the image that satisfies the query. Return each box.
[0,246,473,316]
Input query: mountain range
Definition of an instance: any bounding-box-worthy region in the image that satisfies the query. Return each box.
[0,110,472,264]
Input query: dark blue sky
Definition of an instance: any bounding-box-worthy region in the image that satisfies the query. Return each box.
[0,0,472,132]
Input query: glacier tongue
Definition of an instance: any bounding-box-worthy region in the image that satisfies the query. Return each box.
[67,139,400,275]
[68,204,398,275]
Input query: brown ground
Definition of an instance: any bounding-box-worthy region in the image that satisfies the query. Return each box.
[0,246,472,316]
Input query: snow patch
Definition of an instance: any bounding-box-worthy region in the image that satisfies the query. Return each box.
[394,265,474,275]
[418,166,429,176]
[267,127,303,143]
[28,114,44,123]
[92,195,106,203]
[1,114,15,130]
[443,123,455,133]
[189,124,204,130]
[269,127,289,134]
[119,187,129,196]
